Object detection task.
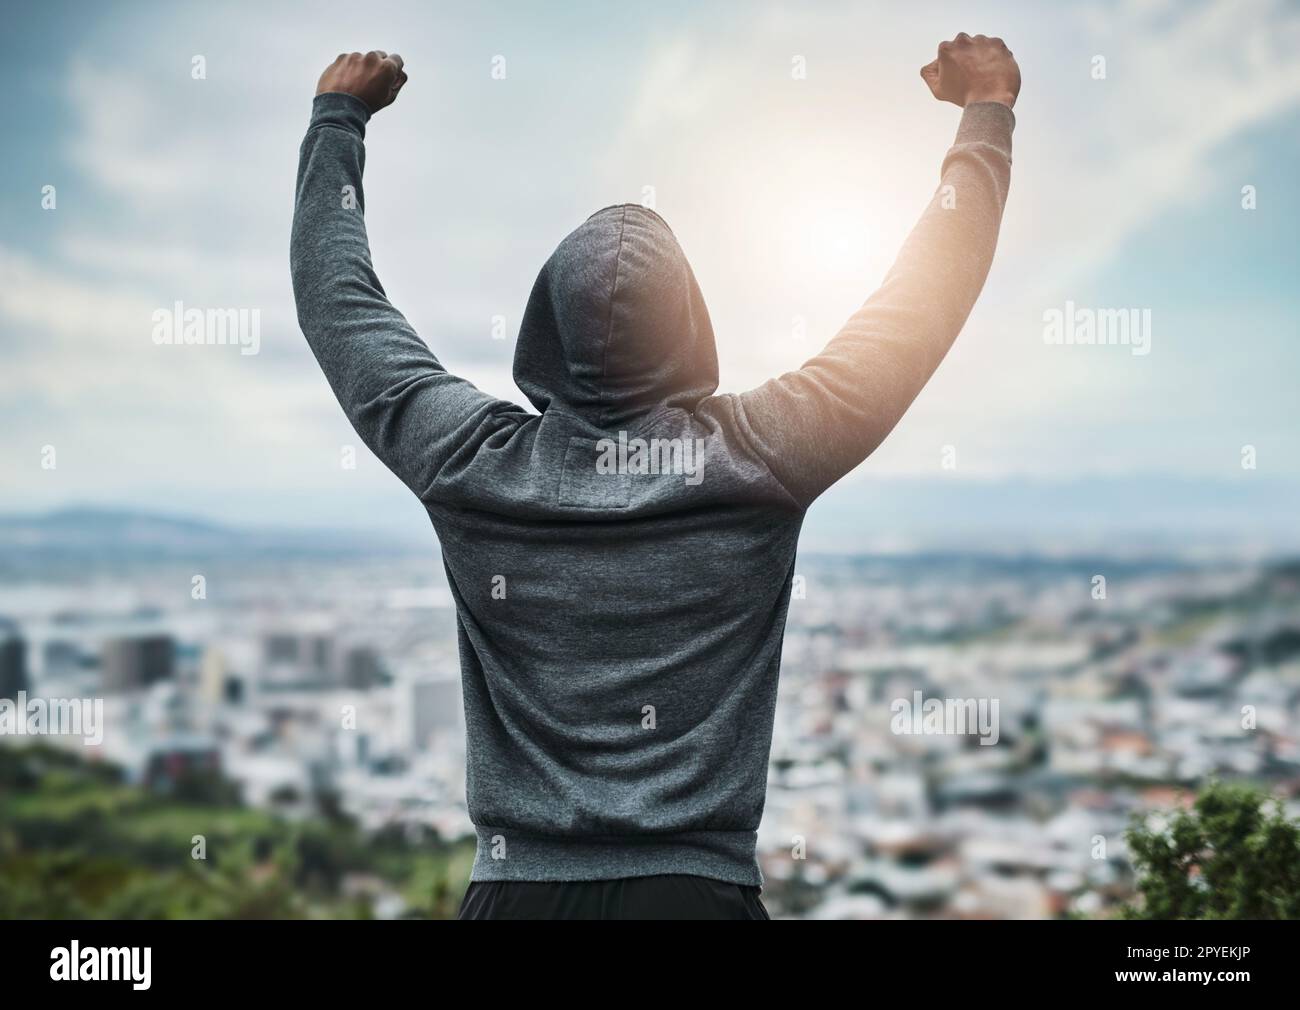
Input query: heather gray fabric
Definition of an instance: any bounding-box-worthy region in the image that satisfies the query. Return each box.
[291,92,1014,884]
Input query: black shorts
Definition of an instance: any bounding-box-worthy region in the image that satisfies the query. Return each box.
[458,874,771,920]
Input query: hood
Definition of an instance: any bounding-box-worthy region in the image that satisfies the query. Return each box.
[513,204,718,429]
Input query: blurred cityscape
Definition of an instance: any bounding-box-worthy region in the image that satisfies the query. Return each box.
[2,508,1299,919]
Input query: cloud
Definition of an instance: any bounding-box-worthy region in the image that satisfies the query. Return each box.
[1014,0,1300,284]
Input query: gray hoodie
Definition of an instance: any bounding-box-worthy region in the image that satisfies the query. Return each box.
[291,92,1013,884]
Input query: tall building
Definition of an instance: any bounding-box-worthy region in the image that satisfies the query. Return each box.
[263,630,336,687]
[100,635,174,692]
[198,647,228,705]
[264,631,333,668]
[412,678,463,750]
[342,645,386,690]
[0,628,28,700]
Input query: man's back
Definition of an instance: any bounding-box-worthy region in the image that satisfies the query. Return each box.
[291,34,1019,906]
[433,419,801,883]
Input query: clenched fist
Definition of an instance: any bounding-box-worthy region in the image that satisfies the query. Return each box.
[316,50,408,113]
[921,33,1020,109]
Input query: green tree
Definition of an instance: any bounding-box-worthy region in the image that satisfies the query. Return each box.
[1124,780,1300,919]
[1,744,476,918]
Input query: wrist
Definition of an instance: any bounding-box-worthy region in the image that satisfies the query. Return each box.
[963,89,1016,109]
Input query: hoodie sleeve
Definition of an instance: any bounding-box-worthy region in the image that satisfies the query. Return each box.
[724,102,1014,509]
[290,92,518,502]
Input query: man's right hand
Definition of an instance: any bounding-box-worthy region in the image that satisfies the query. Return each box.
[316,50,408,114]
[921,33,1020,109]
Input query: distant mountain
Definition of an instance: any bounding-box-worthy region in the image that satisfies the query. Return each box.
[3,472,1297,566]
[802,474,1300,560]
[0,507,420,560]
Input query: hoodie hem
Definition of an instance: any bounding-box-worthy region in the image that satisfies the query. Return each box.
[469,827,763,886]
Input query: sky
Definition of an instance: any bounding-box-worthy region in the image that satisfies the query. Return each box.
[1,0,1298,554]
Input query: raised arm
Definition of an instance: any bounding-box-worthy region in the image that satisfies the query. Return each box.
[290,51,518,501]
[722,34,1020,508]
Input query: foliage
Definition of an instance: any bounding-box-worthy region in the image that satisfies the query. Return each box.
[1123,780,1300,919]
[0,743,474,919]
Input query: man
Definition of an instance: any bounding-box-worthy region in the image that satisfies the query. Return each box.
[291,34,1019,920]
